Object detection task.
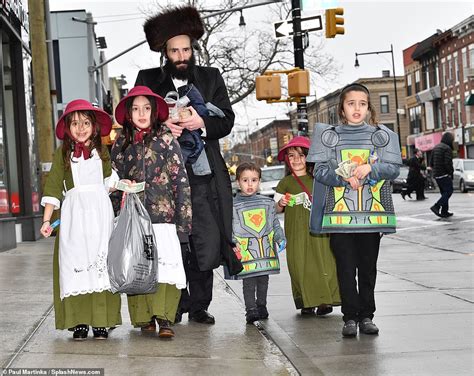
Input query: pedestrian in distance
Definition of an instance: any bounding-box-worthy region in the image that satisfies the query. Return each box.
[275,136,340,317]
[402,148,427,200]
[307,83,402,337]
[137,5,241,325]
[229,162,286,324]
[430,132,455,218]
[40,99,122,341]
[111,86,192,339]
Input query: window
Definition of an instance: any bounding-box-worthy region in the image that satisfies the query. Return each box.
[454,56,459,83]
[409,106,421,134]
[434,62,439,86]
[406,74,412,96]
[415,70,420,92]
[458,100,462,127]
[422,66,429,90]
[443,62,448,86]
[384,123,394,132]
[462,50,468,79]
[470,48,474,69]
[380,95,389,113]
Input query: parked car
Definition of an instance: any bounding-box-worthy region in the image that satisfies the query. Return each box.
[260,165,286,197]
[391,166,409,193]
[453,158,474,193]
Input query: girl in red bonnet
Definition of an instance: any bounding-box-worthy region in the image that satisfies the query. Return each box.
[275,136,340,316]
[40,100,122,341]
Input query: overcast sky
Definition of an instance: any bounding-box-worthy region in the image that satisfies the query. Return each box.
[48,0,473,135]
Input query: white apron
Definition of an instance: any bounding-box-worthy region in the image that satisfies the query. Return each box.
[59,152,114,299]
[153,223,186,289]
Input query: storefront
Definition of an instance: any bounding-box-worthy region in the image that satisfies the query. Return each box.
[464,127,474,159]
[1,0,41,251]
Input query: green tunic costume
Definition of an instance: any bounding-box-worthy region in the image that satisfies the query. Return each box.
[44,147,122,330]
[276,174,340,309]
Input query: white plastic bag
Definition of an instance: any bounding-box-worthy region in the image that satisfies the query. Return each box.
[108,193,158,294]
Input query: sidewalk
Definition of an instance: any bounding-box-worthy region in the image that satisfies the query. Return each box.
[0,238,296,376]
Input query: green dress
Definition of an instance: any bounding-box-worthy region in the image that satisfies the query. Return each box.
[276,174,340,309]
[44,147,122,330]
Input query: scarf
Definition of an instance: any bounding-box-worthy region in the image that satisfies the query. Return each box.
[134,127,151,143]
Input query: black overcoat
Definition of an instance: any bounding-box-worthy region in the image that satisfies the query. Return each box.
[136,66,241,274]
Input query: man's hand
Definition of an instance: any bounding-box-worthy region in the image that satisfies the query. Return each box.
[164,117,184,138]
[179,106,205,132]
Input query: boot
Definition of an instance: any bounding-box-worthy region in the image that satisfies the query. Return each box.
[430,204,442,217]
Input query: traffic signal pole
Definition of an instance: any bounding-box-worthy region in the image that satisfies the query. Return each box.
[291,0,308,136]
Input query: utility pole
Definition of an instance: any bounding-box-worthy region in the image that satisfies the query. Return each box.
[28,0,55,186]
[291,0,308,136]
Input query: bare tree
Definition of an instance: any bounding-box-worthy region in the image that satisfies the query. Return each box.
[150,0,340,106]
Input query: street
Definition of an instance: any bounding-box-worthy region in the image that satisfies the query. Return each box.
[1,192,473,375]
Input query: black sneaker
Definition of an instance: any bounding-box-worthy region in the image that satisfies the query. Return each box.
[246,308,260,324]
[257,305,269,319]
[440,212,453,218]
[92,327,108,340]
[72,325,89,340]
[342,320,357,337]
[430,205,442,217]
[359,318,379,335]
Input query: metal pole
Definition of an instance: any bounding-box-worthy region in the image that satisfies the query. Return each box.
[390,44,402,146]
[292,0,308,136]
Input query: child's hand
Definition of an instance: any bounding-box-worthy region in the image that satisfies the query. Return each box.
[343,176,361,190]
[278,194,290,208]
[352,164,372,180]
[40,222,53,238]
[233,246,242,260]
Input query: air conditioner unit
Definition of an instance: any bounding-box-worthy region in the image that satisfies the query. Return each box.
[466,68,474,77]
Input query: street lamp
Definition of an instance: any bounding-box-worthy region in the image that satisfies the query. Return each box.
[354,44,401,146]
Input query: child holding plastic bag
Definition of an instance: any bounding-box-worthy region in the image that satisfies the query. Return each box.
[230,162,286,324]
[275,137,340,316]
[40,100,122,341]
[111,86,192,339]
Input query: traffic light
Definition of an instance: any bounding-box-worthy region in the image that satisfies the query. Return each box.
[288,70,310,97]
[256,75,281,100]
[325,8,344,38]
[283,134,289,145]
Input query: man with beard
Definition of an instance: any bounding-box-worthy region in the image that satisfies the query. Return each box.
[135,5,242,325]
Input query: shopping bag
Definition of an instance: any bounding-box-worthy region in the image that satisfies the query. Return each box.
[108,193,158,294]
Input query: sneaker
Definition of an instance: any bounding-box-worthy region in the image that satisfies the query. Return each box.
[246,308,260,324]
[92,327,108,340]
[359,318,379,335]
[440,212,453,218]
[300,307,315,315]
[430,205,442,218]
[342,320,357,337]
[257,305,269,319]
[72,324,89,341]
[316,304,333,316]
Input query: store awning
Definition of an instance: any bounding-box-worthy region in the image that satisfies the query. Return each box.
[465,94,474,106]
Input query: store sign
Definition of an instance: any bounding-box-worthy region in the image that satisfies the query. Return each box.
[0,0,28,28]
[10,191,20,213]
[415,132,442,152]
[0,189,8,214]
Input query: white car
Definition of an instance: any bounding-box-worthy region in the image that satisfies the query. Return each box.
[453,158,474,193]
[259,165,286,197]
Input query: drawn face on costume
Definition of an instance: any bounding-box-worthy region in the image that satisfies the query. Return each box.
[164,34,196,80]
[287,147,307,176]
[131,96,152,130]
[342,90,369,125]
[69,112,93,143]
[238,169,261,196]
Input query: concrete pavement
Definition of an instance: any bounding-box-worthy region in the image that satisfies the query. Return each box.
[1,191,473,375]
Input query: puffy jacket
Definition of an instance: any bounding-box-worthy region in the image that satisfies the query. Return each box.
[431,133,454,177]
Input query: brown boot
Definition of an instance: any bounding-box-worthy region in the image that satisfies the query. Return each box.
[140,317,156,333]
[157,319,174,338]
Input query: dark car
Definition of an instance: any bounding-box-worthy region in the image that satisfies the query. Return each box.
[391,166,409,193]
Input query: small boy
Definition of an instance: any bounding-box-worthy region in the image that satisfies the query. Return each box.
[232,162,286,324]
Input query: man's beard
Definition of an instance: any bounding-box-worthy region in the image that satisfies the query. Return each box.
[164,54,196,80]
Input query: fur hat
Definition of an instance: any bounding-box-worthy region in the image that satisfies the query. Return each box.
[144,6,204,52]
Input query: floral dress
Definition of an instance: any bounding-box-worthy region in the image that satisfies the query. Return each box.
[111,126,192,325]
